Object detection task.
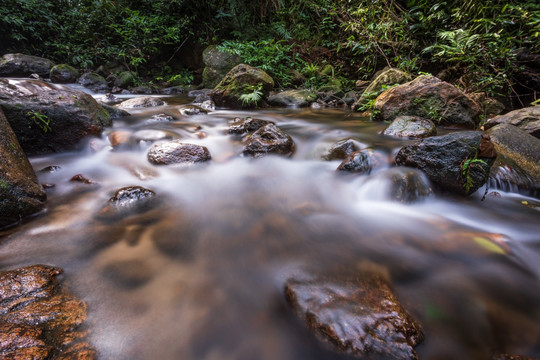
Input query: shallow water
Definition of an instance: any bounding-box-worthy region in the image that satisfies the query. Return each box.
[1,90,540,359]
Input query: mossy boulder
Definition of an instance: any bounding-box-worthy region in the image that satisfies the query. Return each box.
[210,64,274,109]
[50,64,79,83]
[202,45,242,88]
[373,75,480,128]
[0,107,46,228]
[0,78,111,155]
[484,105,540,139]
[77,72,109,93]
[115,71,136,88]
[0,53,55,77]
[353,68,412,110]
[267,89,317,107]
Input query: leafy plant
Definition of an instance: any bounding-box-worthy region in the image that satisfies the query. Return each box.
[239,84,263,107]
[26,110,52,133]
[461,153,488,193]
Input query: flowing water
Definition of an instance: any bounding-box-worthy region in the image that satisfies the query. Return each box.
[1,88,540,359]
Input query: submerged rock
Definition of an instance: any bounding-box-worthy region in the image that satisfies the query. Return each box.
[0,108,46,228]
[211,64,274,109]
[118,96,165,109]
[242,123,295,158]
[337,149,372,174]
[97,186,157,221]
[382,115,437,138]
[484,105,540,139]
[147,140,212,165]
[321,138,366,161]
[178,104,208,116]
[373,75,480,128]
[285,275,424,359]
[228,117,275,135]
[395,131,496,196]
[0,53,55,77]
[0,265,95,360]
[0,78,111,155]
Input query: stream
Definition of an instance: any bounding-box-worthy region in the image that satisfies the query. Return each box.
[1,89,540,359]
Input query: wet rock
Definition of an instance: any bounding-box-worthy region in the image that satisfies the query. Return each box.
[0,79,111,155]
[70,174,96,184]
[0,107,46,228]
[359,167,434,203]
[486,124,540,196]
[100,103,131,119]
[194,99,216,112]
[97,186,157,221]
[50,64,79,84]
[468,92,505,117]
[108,130,132,147]
[118,96,165,109]
[353,68,412,110]
[130,86,155,95]
[242,123,295,158]
[373,75,480,128]
[321,138,366,161]
[0,265,94,360]
[145,113,174,124]
[228,117,275,135]
[484,105,540,139]
[160,86,187,95]
[202,45,242,88]
[0,53,55,77]
[211,64,274,109]
[115,71,136,88]
[77,72,108,93]
[38,165,61,173]
[337,150,372,174]
[147,140,212,165]
[285,275,424,359]
[102,259,153,289]
[131,129,173,144]
[382,116,437,138]
[178,104,208,116]
[395,131,496,196]
[267,89,317,107]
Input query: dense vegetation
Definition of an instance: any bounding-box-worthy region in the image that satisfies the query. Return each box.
[1,0,539,104]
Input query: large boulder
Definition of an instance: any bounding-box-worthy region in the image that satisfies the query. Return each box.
[483,105,540,139]
[147,141,211,165]
[202,45,242,88]
[353,68,412,110]
[210,64,274,109]
[0,79,111,155]
[373,75,480,128]
[487,124,540,196]
[395,131,497,196]
[285,274,424,359]
[267,89,317,107]
[77,72,109,93]
[382,116,437,138]
[49,64,79,83]
[0,265,95,359]
[0,108,46,228]
[0,53,55,77]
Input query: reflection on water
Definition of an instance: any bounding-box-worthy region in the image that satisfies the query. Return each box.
[1,95,540,360]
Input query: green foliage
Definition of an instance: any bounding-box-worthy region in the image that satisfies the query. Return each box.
[166,70,194,86]
[461,153,488,193]
[358,84,398,112]
[26,110,52,133]
[239,84,264,107]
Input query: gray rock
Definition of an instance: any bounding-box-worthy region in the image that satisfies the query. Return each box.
[267,89,317,107]
[484,105,540,139]
[0,107,46,228]
[147,141,211,165]
[0,53,55,77]
[50,64,79,83]
[0,79,111,155]
[321,138,366,161]
[228,117,275,135]
[118,96,165,109]
[97,186,157,221]
[202,45,242,88]
[242,123,295,158]
[395,131,497,195]
[77,72,109,93]
[382,116,437,138]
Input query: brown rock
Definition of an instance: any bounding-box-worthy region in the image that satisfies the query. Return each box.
[242,123,295,158]
[147,141,212,165]
[484,105,540,139]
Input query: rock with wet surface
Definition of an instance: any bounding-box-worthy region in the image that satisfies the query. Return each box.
[50,64,79,83]
[484,105,540,139]
[0,53,55,77]
[0,107,46,228]
[178,104,208,116]
[321,138,366,161]
[118,96,165,109]
[285,275,424,359]
[337,149,373,174]
[373,75,480,128]
[382,115,437,138]
[147,140,212,165]
[97,186,157,221]
[77,72,109,93]
[0,265,95,360]
[242,123,295,158]
[228,117,275,135]
[0,78,111,155]
[267,89,317,107]
[395,131,496,196]
[202,45,242,88]
[353,68,412,110]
